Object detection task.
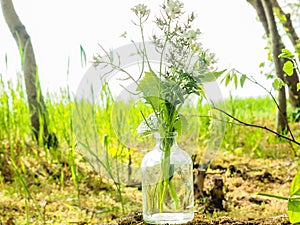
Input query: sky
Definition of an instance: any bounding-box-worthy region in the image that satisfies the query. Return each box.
[0,0,271,99]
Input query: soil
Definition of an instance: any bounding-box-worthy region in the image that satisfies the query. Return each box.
[111,152,298,225]
[0,142,298,224]
[114,212,291,225]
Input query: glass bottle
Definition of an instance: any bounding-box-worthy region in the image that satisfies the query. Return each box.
[141,132,194,224]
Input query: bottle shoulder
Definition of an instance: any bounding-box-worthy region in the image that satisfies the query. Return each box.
[141,147,192,167]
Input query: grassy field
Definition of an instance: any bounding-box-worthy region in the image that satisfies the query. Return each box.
[0,76,299,224]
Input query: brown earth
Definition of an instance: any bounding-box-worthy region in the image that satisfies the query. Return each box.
[110,152,298,225]
[114,212,290,225]
[0,142,298,224]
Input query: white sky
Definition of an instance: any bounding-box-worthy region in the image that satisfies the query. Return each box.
[0,0,272,99]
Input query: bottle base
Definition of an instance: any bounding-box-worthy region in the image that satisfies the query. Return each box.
[143,212,194,224]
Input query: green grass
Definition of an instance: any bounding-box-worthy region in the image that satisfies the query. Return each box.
[0,75,299,223]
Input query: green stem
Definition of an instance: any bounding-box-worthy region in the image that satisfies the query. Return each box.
[258,192,290,201]
[157,132,180,212]
[159,137,171,211]
[169,181,179,209]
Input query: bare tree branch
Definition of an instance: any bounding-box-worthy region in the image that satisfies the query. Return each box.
[212,106,300,147]
[235,70,295,141]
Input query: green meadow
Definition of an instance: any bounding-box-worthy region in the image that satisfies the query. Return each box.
[0,75,299,224]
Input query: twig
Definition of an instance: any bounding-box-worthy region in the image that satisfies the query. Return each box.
[235,70,296,142]
[212,106,300,147]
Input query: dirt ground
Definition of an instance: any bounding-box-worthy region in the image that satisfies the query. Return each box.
[0,146,298,224]
[111,152,298,225]
[114,212,290,225]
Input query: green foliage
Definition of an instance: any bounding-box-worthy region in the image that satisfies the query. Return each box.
[279,49,294,59]
[240,74,247,88]
[0,71,298,222]
[272,78,285,90]
[136,71,164,112]
[279,47,300,101]
[288,171,300,224]
[259,171,300,224]
[290,171,300,197]
[283,61,294,76]
[288,200,300,224]
[273,7,287,24]
[297,83,300,91]
[95,0,217,138]
[222,70,248,89]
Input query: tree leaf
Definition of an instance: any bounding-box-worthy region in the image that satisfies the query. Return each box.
[290,171,300,197]
[288,171,300,224]
[202,69,226,82]
[279,49,294,59]
[225,73,231,86]
[233,73,238,89]
[259,62,265,68]
[240,74,247,88]
[297,83,300,92]
[288,199,300,224]
[272,78,285,90]
[283,61,294,76]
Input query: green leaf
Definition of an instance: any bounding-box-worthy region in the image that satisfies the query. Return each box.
[202,69,226,82]
[288,199,300,224]
[290,171,300,197]
[198,84,206,99]
[164,79,184,104]
[233,73,239,88]
[137,71,161,96]
[259,62,265,68]
[297,83,300,92]
[137,71,164,110]
[283,61,294,76]
[233,73,238,89]
[279,49,294,59]
[173,114,188,135]
[272,78,285,90]
[225,73,231,86]
[240,74,247,88]
[119,31,127,38]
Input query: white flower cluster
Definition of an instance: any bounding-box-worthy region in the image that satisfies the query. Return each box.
[165,0,184,19]
[184,29,201,43]
[131,4,150,19]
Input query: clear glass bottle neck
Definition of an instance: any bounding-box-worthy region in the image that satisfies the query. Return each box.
[154,132,178,150]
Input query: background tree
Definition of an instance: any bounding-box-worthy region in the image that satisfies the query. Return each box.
[1,0,54,146]
[247,0,300,132]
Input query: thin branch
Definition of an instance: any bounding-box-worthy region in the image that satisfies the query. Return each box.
[212,106,300,146]
[235,70,296,142]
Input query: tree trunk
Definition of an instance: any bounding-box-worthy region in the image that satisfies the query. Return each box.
[247,0,288,132]
[247,0,270,35]
[1,0,49,143]
[248,0,300,109]
[261,0,288,132]
[271,0,300,108]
